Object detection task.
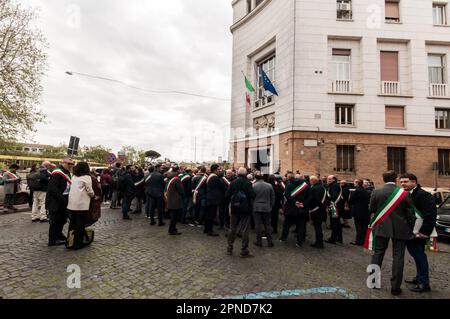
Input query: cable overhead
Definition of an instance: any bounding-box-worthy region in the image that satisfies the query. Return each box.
[65,71,231,102]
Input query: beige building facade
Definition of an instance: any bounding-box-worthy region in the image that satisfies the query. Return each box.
[230,0,450,187]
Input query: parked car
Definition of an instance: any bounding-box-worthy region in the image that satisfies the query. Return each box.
[422,187,450,207]
[436,197,450,239]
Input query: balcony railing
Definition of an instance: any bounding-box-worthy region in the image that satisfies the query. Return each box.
[429,83,448,97]
[381,81,400,95]
[331,80,352,93]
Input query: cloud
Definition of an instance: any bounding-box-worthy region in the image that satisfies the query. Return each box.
[19,0,232,162]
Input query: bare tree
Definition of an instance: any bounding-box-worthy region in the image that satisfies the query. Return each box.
[0,0,47,143]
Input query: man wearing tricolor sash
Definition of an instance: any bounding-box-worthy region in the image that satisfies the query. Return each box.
[280,175,312,248]
[309,176,327,249]
[2,164,21,213]
[217,169,234,232]
[367,171,416,296]
[400,173,438,293]
[205,164,226,237]
[146,164,166,226]
[179,169,193,224]
[46,158,74,246]
[166,171,184,235]
[325,175,344,245]
[191,166,208,226]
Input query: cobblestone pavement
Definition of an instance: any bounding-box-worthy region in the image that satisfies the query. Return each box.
[0,207,449,299]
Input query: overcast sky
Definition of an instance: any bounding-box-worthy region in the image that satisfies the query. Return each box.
[19,0,232,162]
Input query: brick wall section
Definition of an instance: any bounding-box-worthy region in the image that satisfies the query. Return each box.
[231,130,450,188]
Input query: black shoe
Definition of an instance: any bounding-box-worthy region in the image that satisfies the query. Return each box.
[32,219,40,223]
[311,243,324,249]
[158,222,166,226]
[391,288,402,296]
[207,232,219,237]
[40,219,49,223]
[254,241,263,247]
[150,220,156,225]
[48,239,66,247]
[337,240,343,244]
[296,243,303,248]
[325,239,337,244]
[405,278,418,285]
[240,252,254,258]
[123,216,132,220]
[409,284,431,293]
[268,241,274,248]
[350,242,361,246]
[169,232,182,236]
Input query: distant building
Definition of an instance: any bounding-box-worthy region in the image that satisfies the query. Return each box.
[12,143,51,155]
[230,0,450,187]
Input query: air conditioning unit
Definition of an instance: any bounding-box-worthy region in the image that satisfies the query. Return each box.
[338,2,351,11]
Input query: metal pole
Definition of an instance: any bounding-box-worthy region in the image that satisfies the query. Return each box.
[194,136,197,163]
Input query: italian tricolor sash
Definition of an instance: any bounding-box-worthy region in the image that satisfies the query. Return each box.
[280,182,286,190]
[192,175,207,204]
[222,177,231,187]
[165,177,178,192]
[6,171,19,181]
[134,178,145,187]
[327,187,342,218]
[364,187,408,251]
[145,173,152,183]
[321,189,328,205]
[207,173,217,183]
[290,182,308,198]
[180,174,190,183]
[413,205,438,251]
[52,169,72,184]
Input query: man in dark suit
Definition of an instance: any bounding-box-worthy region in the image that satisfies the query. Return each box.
[369,171,416,296]
[400,173,437,293]
[325,175,343,244]
[225,167,256,258]
[348,179,371,246]
[192,166,208,226]
[119,165,136,221]
[280,175,312,248]
[309,176,327,249]
[46,158,74,246]
[205,164,226,237]
[148,164,166,226]
[166,171,184,235]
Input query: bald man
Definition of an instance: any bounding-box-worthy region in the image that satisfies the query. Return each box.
[30,161,53,222]
[309,176,327,248]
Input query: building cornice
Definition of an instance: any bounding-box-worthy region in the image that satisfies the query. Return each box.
[230,0,272,34]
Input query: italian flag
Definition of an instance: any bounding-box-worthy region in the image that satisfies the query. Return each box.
[244,74,255,109]
[364,187,408,251]
[290,182,308,198]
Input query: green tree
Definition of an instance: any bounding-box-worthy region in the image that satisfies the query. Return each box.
[120,146,146,166]
[81,145,111,163]
[0,0,48,144]
[144,150,161,163]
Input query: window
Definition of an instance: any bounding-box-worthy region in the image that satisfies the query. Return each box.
[387,147,406,174]
[433,3,447,25]
[385,106,405,128]
[247,0,252,13]
[332,49,351,81]
[256,55,276,107]
[385,1,400,23]
[335,104,355,126]
[436,108,450,129]
[337,0,352,20]
[336,145,355,172]
[380,51,399,82]
[438,149,450,175]
[428,54,446,84]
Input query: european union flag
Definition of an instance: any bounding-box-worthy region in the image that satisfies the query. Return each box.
[261,69,278,96]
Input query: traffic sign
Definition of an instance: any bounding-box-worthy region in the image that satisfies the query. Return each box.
[106,153,117,164]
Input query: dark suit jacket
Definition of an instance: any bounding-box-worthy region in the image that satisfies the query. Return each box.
[369,183,416,240]
[411,185,437,236]
[45,167,70,212]
[148,171,165,198]
[284,179,312,218]
[167,177,184,210]
[206,174,226,206]
[310,183,327,222]
[349,186,371,221]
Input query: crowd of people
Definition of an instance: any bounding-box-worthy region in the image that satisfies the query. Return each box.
[1,159,439,295]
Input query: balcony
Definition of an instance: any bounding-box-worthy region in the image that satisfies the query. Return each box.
[429,83,449,98]
[331,80,352,93]
[381,81,400,95]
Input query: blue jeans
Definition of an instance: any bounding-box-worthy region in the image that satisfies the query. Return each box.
[407,238,430,286]
[122,195,134,218]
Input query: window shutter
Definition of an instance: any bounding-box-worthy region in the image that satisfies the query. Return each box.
[380,51,399,81]
[332,49,351,56]
[386,107,404,128]
[385,1,400,19]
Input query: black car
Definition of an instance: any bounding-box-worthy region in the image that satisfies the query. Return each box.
[436,197,450,239]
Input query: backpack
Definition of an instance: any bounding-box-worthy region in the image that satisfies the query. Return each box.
[27,170,42,191]
[230,190,249,213]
